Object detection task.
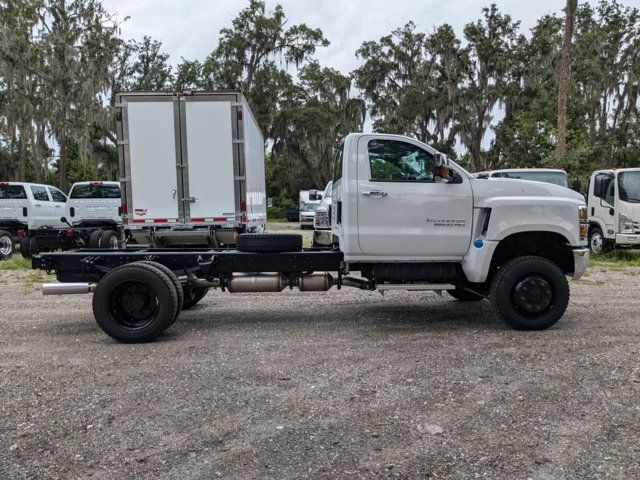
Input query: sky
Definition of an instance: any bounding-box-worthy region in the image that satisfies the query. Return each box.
[102,0,624,74]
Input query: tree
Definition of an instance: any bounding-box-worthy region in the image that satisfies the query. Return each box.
[556,0,578,158]
[457,4,521,171]
[273,62,365,187]
[39,0,121,190]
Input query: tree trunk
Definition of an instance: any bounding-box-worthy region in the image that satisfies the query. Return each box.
[17,127,27,182]
[59,131,68,191]
[556,0,577,159]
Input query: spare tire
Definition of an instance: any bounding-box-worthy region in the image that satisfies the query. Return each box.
[236,233,303,253]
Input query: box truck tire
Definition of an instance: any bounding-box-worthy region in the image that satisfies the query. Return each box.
[236,233,302,253]
[88,229,103,248]
[0,230,14,259]
[99,230,119,250]
[20,237,31,259]
[588,226,612,254]
[92,263,179,343]
[490,256,569,331]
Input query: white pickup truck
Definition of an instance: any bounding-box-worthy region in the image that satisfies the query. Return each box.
[34,132,589,343]
[587,168,640,253]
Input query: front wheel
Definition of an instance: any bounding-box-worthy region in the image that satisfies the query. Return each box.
[490,256,569,331]
[0,230,15,259]
[589,227,612,254]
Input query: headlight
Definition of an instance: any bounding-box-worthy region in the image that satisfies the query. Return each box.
[579,206,588,241]
[619,213,634,233]
[314,209,330,228]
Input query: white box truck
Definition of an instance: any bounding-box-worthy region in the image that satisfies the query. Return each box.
[115,91,266,247]
[35,133,589,343]
[587,168,640,253]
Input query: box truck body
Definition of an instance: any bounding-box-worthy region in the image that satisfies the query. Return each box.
[116,91,266,246]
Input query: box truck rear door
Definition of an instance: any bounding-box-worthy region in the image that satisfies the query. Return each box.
[182,98,236,223]
[126,99,180,223]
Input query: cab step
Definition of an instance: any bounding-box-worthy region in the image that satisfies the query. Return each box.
[376,283,455,291]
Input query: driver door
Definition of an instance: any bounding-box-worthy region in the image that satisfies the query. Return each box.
[592,173,616,237]
[356,135,473,259]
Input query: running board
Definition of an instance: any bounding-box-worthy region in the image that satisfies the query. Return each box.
[376,283,455,291]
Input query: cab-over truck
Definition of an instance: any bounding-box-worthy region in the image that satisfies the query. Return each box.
[33,133,589,343]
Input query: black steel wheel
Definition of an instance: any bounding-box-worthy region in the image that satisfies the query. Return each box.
[0,229,14,259]
[92,263,179,343]
[490,255,569,330]
[134,261,183,321]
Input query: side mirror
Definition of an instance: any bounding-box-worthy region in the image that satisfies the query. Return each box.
[433,166,457,184]
[435,152,449,166]
[309,189,322,201]
[593,179,602,198]
[572,179,581,193]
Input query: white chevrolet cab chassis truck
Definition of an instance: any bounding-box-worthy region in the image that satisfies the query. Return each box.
[33,133,589,343]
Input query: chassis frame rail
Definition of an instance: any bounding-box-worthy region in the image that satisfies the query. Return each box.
[33,248,344,283]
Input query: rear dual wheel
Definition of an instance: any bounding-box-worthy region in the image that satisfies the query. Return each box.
[88,229,120,249]
[92,261,181,343]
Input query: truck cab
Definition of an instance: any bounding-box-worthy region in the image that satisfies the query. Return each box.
[587,168,640,253]
[332,134,588,286]
[66,181,121,228]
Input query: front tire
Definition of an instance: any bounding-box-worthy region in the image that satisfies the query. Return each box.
[0,230,15,259]
[490,256,569,331]
[92,263,179,343]
[589,227,612,254]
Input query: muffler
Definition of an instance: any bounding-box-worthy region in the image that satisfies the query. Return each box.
[297,273,334,291]
[42,283,96,295]
[227,273,289,293]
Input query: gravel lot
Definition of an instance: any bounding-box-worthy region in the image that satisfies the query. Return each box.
[1,233,639,479]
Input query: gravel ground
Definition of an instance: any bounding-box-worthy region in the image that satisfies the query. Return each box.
[1,244,639,479]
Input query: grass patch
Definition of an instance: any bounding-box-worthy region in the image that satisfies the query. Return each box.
[267,217,288,223]
[0,256,31,270]
[590,249,640,268]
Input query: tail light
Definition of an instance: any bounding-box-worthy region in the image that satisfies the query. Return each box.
[119,202,127,216]
[65,229,75,238]
[17,230,24,238]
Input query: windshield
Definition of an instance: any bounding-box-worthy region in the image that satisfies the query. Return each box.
[492,171,568,187]
[0,185,27,199]
[302,203,318,211]
[70,184,120,199]
[618,171,640,203]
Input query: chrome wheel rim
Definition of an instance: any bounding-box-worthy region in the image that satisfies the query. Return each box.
[590,232,602,254]
[0,235,13,256]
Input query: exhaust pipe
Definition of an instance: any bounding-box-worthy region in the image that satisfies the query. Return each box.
[42,282,96,295]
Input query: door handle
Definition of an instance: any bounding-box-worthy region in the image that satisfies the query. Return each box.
[35,204,41,207]
[361,190,387,198]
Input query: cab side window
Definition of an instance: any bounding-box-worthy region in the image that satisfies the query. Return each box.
[368,139,436,182]
[30,185,50,202]
[48,187,67,203]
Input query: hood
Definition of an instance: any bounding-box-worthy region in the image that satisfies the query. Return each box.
[470,177,585,206]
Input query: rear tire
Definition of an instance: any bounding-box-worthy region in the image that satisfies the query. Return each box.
[182,287,209,310]
[134,261,183,321]
[447,288,485,302]
[20,237,31,259]
[0,230,14,259]
[490,255,569,331]
[88,229,103,248]
[28,237,40,256]
[92,263,178,343]
[99,230,119,249]
[236,233,302,253]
